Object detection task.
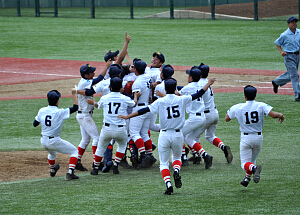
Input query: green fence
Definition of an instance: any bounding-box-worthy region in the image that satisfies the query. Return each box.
[0,0,298,21]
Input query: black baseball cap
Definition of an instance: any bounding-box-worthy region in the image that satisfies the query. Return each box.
[133,59,147,73]
[287,16,298,23]
[153,52,165,63]
[104,50,119,62]
[161,64,174,79]
[186,67,202,81]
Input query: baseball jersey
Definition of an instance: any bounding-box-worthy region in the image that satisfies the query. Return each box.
[97,92,135,125]
[227,100,273,133]
[274,28,300,52]
[103,61,116,80]
[198,78,215,111]
[132,73,152,105]
[154,80,166,98]
[179,82,205,114]
[93,78,111,96]
[149,94,192,130]
[77,78,94,112]
[145,67,161,98]
[35,106,70,137]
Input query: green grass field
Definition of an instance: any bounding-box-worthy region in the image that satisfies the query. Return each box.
[0,15,299,214]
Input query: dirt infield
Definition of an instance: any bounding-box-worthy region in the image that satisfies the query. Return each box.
[0,56,294,182]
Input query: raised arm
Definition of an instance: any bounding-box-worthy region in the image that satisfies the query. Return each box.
[191,78,216,100]
[115,32,131,64]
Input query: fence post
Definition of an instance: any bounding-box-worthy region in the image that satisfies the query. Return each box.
[17,0,21,17]
[91,0,95,18]
[170,0,174,19]
[130,0,134,19]
[254,0,258,20]
[35,0,40,17]
[210,0,215,20]
[54,0,58,17]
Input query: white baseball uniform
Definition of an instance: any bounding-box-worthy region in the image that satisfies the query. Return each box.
[130,73,152,144]
[35,105,78,167]
[179,82,206,149]
[94,92,135,165]
[226,100,272,169]
[145,66,161,132]
[196,78,220,144]
[149,93,192,172]
[76,78,100,158]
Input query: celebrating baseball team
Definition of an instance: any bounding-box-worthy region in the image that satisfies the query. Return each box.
[33,27,286,194]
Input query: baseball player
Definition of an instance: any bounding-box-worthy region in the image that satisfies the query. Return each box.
[145,52,164,133]
[177,67,213,169]
[196,63,233,164]
[225,85,284,187]
[118,76,216,195]
[128,58,154,169]
[87,76,137,175]
[33,89,80,181]
[75,62,111,171]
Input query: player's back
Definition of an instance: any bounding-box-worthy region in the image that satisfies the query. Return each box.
[199,78,215,110]
[132,74,151,105]
[36,106,70,137]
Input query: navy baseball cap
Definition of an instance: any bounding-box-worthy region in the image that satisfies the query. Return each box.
[161,64,174,79]
[186,67,202,81]
[164,77,177,94]
[80,64,96,74]
[244,85,257,100]
[47,90,61,104]
[110,76,123,91]
[109,64,123,78]
[153,52,165,63]
[104,50,119,62]
[199,63,210,75]
[133,59,147,73]
[287,16,298,23]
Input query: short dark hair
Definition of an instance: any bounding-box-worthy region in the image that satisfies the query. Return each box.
[244,85,257,100]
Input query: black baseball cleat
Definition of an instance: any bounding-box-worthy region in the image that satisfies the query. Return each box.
[91,165,100,175]
[204,154,213,169]
[163,186,174,195]
[50,164,60,177]
[137,154,151,170]
[111,164,120,174]
[130,155,139,169]
[295,97,300,102]
[272,80,278,94]
[240,177,251,187]
[193,153,201,164]
[181,157,189,166]
[173,171,182,188]
[146,154,157,168]
[253,165,262,183]
[102,161,113,173]
[66,173,79,181]
[224,146,233,164]
[119,157,132,169]
[75,162,88,171]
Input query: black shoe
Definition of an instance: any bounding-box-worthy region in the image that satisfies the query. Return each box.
[75,162,88,171]
[272,80,278,94]
[111,164,120,174]
[130,154,139,169]
[193,153,201,164]
[295,97,300,102]
[137,154,151,170]
[240,177,251,187]
[181,157,189,166]
[66,173,79,180]
[224,146,233,164]
[187,156,195,162]
[163,186,173,195]
[50,164,60,177]
[204,154,213,169]
[253,165,262,183]
[146,154,157,168]
[119,157,132,169]
[102,161,113,173]
[173,171,182,188]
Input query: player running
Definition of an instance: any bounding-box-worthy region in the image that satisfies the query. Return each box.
[118,75,216,195]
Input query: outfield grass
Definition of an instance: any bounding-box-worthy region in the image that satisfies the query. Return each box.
[0,16,289,70]
[0,93,298,214]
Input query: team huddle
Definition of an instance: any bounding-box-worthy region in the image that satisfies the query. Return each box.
[33,32,285,195]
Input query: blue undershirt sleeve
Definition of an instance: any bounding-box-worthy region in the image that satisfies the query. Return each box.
[69,104,79,114]
[91,75,104,85]
[137,107,150,115]
[191,89,205,100]
[33,120,40,127]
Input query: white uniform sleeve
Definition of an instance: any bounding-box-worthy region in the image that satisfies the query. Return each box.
[227,104,240,120]
[149,99,160,114]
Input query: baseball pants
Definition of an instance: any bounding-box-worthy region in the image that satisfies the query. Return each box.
[239,133,263,170]
[196,109,219,144]
[158,129,183,171]
[182,114,206,148]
